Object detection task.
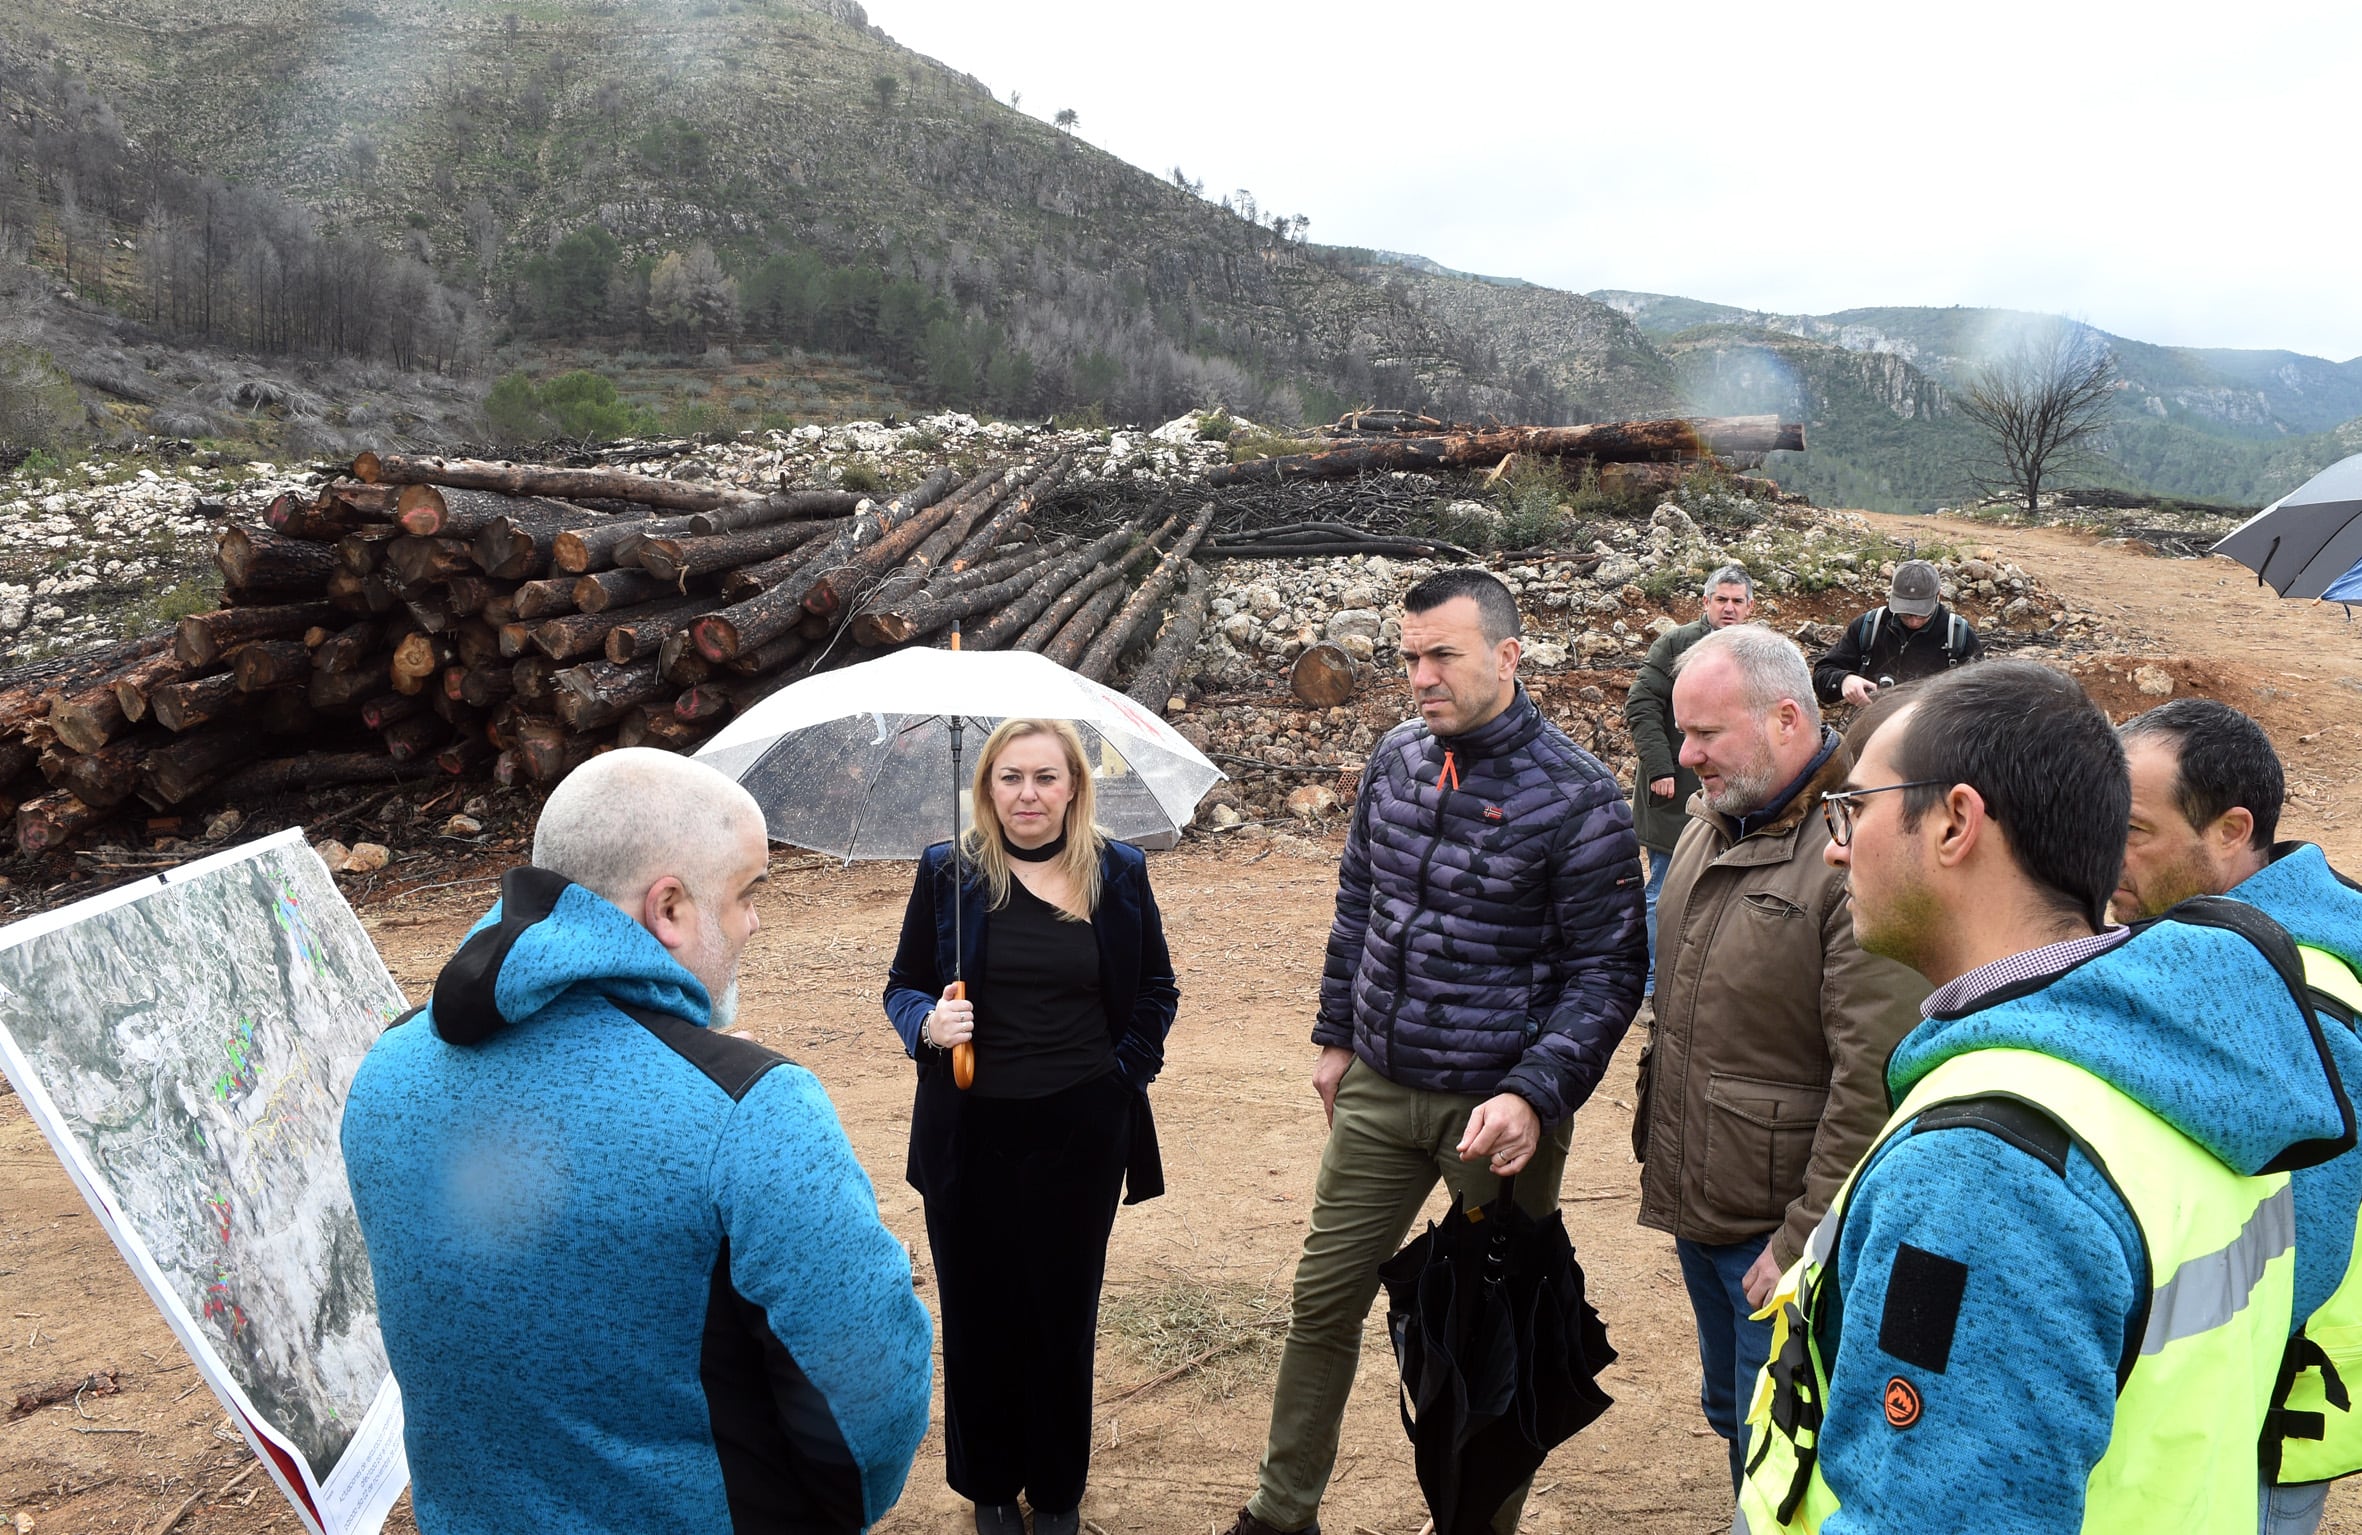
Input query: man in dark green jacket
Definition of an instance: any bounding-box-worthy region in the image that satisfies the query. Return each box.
[1625,563,1753,994]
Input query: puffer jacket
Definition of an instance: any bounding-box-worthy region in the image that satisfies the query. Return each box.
[1314,685,1647,1123]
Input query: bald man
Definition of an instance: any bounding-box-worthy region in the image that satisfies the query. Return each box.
[341,750,932,1535]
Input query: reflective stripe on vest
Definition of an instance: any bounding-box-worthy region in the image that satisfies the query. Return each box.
[1738,1046,2293,1533]
[2268,944,2362,1485]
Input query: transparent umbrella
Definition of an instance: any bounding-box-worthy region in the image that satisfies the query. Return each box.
[692,646,1224,860]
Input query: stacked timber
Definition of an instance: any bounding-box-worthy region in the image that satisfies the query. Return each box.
[0,449,1221,855]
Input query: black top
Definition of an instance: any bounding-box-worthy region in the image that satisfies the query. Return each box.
[972,876,1112,1099]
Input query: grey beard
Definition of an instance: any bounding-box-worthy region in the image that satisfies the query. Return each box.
[1704,761,1779,816]
[709,979,740,1032]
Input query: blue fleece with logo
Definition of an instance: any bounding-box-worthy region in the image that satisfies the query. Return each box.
[341,872,932,1535]
[2234,843,2362,1324]
[1802,917,2350,1534]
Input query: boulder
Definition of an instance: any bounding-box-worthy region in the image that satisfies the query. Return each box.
[2134,665,2175,698]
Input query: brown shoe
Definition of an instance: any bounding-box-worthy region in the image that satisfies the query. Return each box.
[1220,1509,1318,1535]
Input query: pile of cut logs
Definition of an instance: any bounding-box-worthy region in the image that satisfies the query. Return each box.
[0,450,1223,855]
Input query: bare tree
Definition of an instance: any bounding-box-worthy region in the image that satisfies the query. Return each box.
[1956,321,2120,513]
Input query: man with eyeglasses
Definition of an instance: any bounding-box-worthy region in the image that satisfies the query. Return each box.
[1636,625,1925,1498]
[1735,661,2353,1534]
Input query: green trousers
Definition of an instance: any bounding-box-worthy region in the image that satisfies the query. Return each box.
[1248,1058,1575,1534]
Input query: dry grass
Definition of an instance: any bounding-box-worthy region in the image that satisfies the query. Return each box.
[1099,1270,1290,1403]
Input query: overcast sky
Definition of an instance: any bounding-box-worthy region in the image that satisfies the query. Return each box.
[864,0,2362,362]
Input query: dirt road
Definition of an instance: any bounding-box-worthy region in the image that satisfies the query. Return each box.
[6,525,2362,1533]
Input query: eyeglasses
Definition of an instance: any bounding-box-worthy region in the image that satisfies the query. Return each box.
[1820,781,1946,847]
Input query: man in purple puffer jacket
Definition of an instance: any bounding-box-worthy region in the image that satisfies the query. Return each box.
[1227,568,1648,1535]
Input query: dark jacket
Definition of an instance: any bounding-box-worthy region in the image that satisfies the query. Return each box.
[885,837,1178,1203]
[1811,601,1983,703]
[1633,742,1929,1267]
[1315,685,1647,1123]
[343,868,932,1535]
[1623,616,1712,853]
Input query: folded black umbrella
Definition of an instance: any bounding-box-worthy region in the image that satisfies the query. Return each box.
[1377,1177,1618,1535]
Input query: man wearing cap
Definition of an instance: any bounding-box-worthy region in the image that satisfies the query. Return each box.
[1812,558,1983,707]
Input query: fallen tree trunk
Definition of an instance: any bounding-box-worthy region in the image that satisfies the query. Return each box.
[786,466,958,625]
[354,453,751,513]
[310,659,391,710]
[151,672,241,732]
[1290,641,1361,707]
[553,514,700,576]
[1078,504,1216,681]
[685,489,864,537]
[553,657,667,730]
[233,640,314,693]
[474,503,606,580]
[1124,568,1208,712]
[362,693,426,730]
[573,567,672,613]
[18,789,105,853]
[174,603,337,668]
[1205,415,1806,487]
[212,750,412,801]
[534,597,707,662]
[638,516,842,588]
[217,524,341,596]
[853,539,1074,646]
[311,620,385,674]
[53,737,150,808]
[803,467,1005,618]
[54,651,188,753]
[1039,581,1128,668]
[383,536,476,589]
[973,518,1163,651]
[395,485,589,540]
[605,599,719,664]
[140,732,260,806]
[1199,539,1478,561]
[942,456,1071,573]
[513,577,578,621]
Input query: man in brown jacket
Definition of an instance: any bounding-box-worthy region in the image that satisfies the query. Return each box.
[1633,625,1927,1496]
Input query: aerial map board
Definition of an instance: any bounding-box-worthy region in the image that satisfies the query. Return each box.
[0,827,410,1535]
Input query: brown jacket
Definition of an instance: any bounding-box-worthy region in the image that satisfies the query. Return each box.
[1632,739,1928,1267]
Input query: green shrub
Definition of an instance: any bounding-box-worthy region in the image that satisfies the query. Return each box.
[837,463,885,494]
[1195,408,1237,443]
[483,369,655,444]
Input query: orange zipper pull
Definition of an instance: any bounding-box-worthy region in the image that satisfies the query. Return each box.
[1439,749,1460,793]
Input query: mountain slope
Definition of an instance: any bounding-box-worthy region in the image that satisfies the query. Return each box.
[0,0,1671,430]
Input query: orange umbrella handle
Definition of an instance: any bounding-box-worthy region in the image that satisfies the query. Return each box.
[948,980,975,1090]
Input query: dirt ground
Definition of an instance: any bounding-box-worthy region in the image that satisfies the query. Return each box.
[10,526,2362,1534]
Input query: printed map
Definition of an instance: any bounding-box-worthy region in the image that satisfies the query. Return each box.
[0,834,407,1482]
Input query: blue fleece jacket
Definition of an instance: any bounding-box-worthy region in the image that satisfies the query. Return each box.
[1806,914,2351,1535]
[341,868,932,1535]
[2235,843,2362,1324]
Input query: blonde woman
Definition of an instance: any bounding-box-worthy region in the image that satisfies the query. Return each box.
[884,718,1179,1535]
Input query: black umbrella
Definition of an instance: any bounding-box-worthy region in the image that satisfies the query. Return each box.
[2216,452,2362,599]
[1376,1176,1618,1535]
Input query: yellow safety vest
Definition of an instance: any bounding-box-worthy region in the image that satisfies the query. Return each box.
[2267,945,2362,1486]
[1737,1046,2295,1533]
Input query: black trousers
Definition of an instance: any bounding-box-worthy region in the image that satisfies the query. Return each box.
[919,1069,1132,1513]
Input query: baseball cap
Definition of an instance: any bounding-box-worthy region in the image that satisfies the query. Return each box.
[1888,560,1941,618]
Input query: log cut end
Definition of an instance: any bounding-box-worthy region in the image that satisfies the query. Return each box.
[351,450,383,484]
[692,614,742,663]
[1290,642,1361,708]
[395,483,450,536]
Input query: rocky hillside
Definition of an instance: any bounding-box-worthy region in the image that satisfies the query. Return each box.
[1598,291,2362,507]
[0,0,1666,431]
